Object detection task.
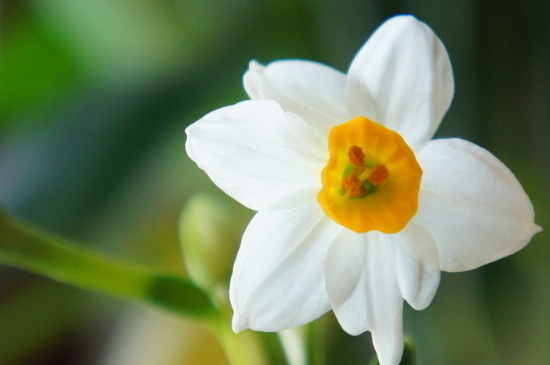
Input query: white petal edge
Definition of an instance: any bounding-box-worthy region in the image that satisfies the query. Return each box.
[324,230,366,332]
[325,230,404,365]
[185,99,325,211]
[415,138,541,272]
[394,221,440,310]
[244,60,349,137]
[230,201,341,332]
[346,15,454,151]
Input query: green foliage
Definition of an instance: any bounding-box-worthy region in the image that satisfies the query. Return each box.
[0,213,215,318]
[0,7,81,122]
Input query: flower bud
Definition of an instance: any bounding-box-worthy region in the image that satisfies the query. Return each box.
[179,194,248,291]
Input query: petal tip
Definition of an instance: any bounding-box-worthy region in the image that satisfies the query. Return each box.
[184,125,197,161]
[232,313,248,333]
[372,328,404,365]
[532,223,543,235]
[343,326,366,337]
[383,14,422,28]
[244,61,266,99]
[248,60,264,72]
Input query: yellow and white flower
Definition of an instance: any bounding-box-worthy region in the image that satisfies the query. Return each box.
[185,15,540,365]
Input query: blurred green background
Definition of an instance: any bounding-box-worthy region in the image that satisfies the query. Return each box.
[0,0,548,364]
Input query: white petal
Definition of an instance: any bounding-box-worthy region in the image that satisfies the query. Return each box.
[230,201,340,332]
[244,60,348,136]
[347,15,453,150]
[185,99,325,211]
[325,231,404,365]
[394,222,440,310]
[324,231,366,332]
[415,138,541,272]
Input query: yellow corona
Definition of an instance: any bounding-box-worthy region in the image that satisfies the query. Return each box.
[317,116,422,233]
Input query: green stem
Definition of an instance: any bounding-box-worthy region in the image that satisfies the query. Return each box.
[205,294,288,365]
[208,315,269,365]
[307,318,327,365]
[0,213,214,318]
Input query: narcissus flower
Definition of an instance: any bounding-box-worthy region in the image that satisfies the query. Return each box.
[185,15,541,365]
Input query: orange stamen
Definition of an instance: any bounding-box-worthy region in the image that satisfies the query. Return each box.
[342,173,368,198]
[368,165,389,185]
[348,145,365,167]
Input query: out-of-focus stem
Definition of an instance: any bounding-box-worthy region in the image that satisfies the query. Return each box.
[0,212,214,318]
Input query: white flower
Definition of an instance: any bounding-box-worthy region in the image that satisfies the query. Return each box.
[185,15,541,365]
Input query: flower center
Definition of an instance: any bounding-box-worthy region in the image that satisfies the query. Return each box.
[317,116,422,234]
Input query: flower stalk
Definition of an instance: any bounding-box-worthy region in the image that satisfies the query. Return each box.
[0,211,214,318]
[208,312,272,365]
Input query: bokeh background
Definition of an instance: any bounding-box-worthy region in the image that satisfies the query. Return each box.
[0,0,549,364]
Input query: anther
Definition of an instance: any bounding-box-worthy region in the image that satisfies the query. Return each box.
[348,145,365,167]
[342,174,368,198]
[368,165,389,185]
